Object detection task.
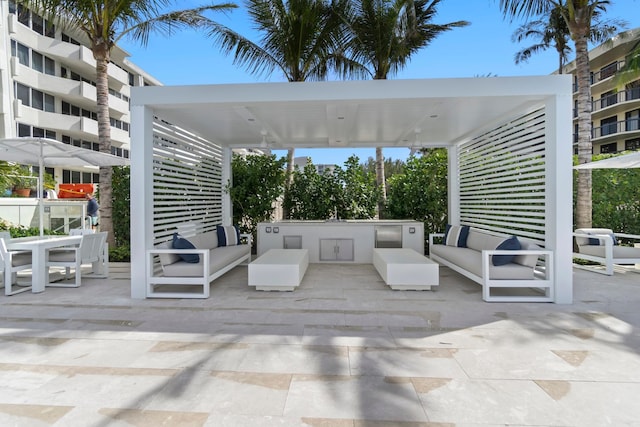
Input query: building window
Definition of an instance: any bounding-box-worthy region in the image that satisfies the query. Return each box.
[627,80,640,101]
[599,62,618,81]
[31,13,44,35]
[61,33,80,45]
[600,116,618,137]
[45,56,55,75]
[600,142,617,153]
[12,41,30,66]
[15,82,30,106]
[625,138,640,151]
[600,90,617,108]
[16,123,56,139]
[626,110,640,132]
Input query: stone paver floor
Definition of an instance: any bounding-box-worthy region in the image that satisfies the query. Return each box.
[1,262,639,426]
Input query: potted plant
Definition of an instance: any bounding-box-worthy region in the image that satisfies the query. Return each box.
[11,167,37,197]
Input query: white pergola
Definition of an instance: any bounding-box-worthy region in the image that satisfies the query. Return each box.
[130,76,573,303]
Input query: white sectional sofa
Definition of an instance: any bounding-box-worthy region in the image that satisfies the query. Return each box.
[429,227,554,302]
[146,228,251,298]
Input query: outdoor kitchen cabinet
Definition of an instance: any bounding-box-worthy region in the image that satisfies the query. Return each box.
[319,238,354,261]
[257,220,423,263]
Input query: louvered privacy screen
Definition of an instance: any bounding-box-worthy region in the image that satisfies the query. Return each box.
[457,107,547,245]
[151,117,224,244]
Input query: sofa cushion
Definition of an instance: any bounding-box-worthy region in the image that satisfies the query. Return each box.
[466,229,506,252]
[430,244,534,280]
[162,244,250,277]
[173,233,200,263]
[444,224,470,247]
[190,230,219,250]
[217,225,240,246]
[578,244,640,262]
[492,236,521,266]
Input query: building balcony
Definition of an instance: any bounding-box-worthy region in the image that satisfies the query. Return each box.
[13,22,129,88]
[591,87,640,114]
[15,107,129,146]
[590,118,640,143]
[12,64,129,117]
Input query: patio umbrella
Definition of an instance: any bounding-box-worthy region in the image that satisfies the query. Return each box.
[0,137,129,236]
[574,151,640,169]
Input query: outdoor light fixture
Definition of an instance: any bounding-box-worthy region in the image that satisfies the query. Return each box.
[260,130,268,148]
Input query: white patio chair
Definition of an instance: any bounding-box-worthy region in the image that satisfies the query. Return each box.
[46,232,108,287]
[0,237,33,296]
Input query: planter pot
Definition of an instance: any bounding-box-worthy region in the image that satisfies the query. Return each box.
[14,188,31,197]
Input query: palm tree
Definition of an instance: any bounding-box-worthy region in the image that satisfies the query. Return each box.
[211,0,355,218]
[341,0,468,218]
[615,37,640,88]
[19,0,236,247]
[500,0,623,229]
[512,6,572,74]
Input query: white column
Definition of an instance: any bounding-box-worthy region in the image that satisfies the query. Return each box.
[546,89,574,303]
[221,146,232,226]
[448,146,460,225]
[130,104,154,299]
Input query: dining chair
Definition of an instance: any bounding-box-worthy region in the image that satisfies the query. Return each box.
[0,237,33,296]
[46,232,107,287]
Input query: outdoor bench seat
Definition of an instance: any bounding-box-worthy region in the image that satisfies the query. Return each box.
[146,229,251,298]
[429,228,554,302]
[573,228,640,275]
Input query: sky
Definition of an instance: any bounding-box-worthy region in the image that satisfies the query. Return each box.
[119,0,640,166]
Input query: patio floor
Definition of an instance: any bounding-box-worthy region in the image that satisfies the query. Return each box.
[1,262,639,426]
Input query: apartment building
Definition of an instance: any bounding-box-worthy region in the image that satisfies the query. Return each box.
[563,28,640,155]
[0,0,160,187]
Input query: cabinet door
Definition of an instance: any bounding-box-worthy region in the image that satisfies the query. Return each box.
[335,239,354,261]
[319,239,336,261]
[283,235,302,249]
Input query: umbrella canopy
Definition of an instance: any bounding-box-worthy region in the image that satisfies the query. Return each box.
[0,137,130,168]
[0,137,130,235]
[574,151,640,169]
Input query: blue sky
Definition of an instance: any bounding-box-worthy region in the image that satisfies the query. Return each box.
[120,0,640,166]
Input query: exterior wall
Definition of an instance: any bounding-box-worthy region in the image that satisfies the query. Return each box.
[563,28,640,155]
[0,0,159,188]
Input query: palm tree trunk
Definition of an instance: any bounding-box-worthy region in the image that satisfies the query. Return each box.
[94,52,115,247]
[375,146,386,218]
[574,31,592,229]
[283,148,295,219]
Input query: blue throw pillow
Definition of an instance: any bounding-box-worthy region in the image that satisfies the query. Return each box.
[217,225,240,247]
[492,236,521,266]
[444,224,470,247]
[587,234,617,246]
[172,233,200,263]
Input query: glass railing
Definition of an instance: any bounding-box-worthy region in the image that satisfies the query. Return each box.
[0,199,88,233]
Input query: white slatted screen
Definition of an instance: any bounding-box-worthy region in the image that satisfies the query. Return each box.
[151,117,224,244]
[457,107,547,245]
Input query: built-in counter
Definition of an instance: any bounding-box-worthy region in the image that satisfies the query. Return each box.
[256,220,424,263]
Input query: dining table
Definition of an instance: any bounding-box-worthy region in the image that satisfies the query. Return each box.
[6,235,82,293]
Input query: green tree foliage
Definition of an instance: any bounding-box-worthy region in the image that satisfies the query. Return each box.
[285,162,339,220]
[573,154,640,236]
[111,166,130,257]
[285,155,378,220]
[386,149,448,238]
[228,154,287,239]
[334,155,379,219]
